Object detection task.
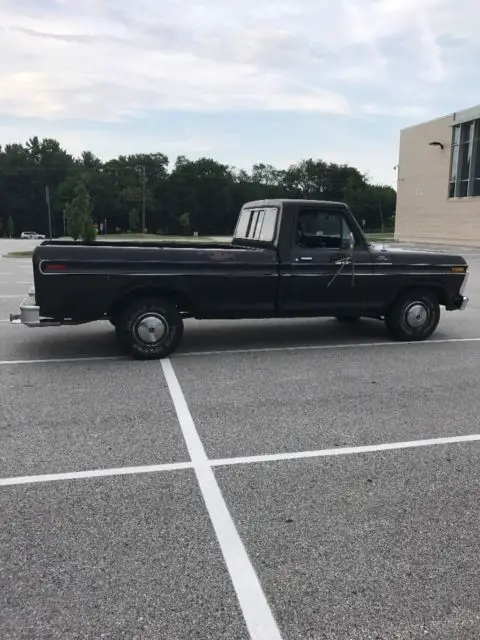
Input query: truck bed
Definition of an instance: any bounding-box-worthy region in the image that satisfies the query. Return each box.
[32,241,280,322]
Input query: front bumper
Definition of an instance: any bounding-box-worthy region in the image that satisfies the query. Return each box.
[10,288,61,328]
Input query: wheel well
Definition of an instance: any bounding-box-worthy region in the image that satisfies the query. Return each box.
[387,284,447,312]
[108,287,192,320]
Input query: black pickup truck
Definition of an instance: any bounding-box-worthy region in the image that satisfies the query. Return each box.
[11,198,469,359]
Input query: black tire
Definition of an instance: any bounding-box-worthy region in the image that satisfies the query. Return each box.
[385,288,440,342]
[115,297,184,360]
[335,316,360,323]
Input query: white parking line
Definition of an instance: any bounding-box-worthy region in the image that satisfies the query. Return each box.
[161,358,283,640]
[0,356,125,365]
[2,434,480,489]
[211,434,480,468]
[1,336,480,366]
[177,336,480,357]
[0,461,192,487]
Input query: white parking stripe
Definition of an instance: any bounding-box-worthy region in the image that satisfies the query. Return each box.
[0,356,126,365]
[177,336,480,358]
[1,336,480,366]
[210,434,480,468]
[161,358,283,640]
[2,434,480,489]
[0,462,192,487]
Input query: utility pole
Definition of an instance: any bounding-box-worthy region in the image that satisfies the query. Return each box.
[379,199,384,233]
[45,185,52,239]
[141,166,146,233]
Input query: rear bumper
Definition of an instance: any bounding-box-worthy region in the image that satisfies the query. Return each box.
[10,288,61,327]
[446,295,469,311]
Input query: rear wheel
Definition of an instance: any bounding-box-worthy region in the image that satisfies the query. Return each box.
[115,297,184,360]
[385,289,440,341]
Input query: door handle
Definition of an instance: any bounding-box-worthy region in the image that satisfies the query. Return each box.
[297,256,313,261]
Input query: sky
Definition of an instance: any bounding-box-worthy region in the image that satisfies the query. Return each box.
[0,0,479,188]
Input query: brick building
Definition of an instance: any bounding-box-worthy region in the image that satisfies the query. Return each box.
[395,104,480,245]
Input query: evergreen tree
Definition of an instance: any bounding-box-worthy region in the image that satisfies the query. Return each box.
[66,182,96,241]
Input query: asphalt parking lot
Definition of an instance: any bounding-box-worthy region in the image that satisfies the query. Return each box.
[2,242,480,640]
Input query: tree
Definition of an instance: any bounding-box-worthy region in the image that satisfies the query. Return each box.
[178,212,190,233]
[128,208,140,232]
[66,182,95,241]
[83,212,96,242]
[6,215,14,238]
[0,135,397,238]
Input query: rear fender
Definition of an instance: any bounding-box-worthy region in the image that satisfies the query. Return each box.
[108,286,193,320]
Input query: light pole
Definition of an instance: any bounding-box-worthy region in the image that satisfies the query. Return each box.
[45,185,52,239]
[141,166,146,233]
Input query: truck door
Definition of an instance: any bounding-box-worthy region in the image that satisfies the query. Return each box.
[279,205,374,315]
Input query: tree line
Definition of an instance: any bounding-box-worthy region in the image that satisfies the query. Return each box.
[0,136,396,239]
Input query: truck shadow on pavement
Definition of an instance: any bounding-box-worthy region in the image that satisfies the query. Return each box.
[178,318,390,354]
[4,318,405,361]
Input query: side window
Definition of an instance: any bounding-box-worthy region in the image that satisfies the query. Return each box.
[341,218,353,249]
[296,210,353,250]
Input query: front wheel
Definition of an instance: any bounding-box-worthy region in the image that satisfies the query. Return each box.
[385,289,440,341]
[115,297,184,360]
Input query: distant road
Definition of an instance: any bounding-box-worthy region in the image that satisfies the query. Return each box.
[0,239,43,255]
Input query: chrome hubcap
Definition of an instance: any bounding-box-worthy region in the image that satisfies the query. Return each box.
[136,314,167,344]
[405,303,429,328]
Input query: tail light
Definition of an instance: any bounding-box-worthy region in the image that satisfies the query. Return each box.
[43,263,67,272]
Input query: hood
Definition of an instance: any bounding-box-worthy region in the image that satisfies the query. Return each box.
[368,242,468,266]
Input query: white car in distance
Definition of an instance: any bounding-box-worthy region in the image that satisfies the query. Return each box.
[20,231,46,239]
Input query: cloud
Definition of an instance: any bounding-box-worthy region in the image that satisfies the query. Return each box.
[1,0,480,187]
[1,0,479,123]
[362,104,430,119]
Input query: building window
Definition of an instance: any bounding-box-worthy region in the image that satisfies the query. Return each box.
[449,119,480,198]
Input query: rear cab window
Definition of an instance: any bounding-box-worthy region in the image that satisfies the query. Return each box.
[233,207,278,244]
